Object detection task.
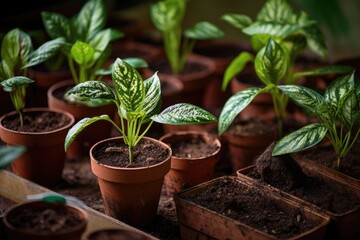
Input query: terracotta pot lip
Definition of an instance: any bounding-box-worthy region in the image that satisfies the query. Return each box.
[90,136,172,171]
[159,130,221,160]
[3,200,88,235]
[86,228,152,239]
[0,107,75,135]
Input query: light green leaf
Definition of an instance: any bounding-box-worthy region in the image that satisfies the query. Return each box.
[338,88,357,128]
[185,21,224,40]
[257,0,294,23]
[150,0,185,32]
[96,58,148,76]
[1,76,34,90]
[71,41,95,65]
[112,58,144,112]
[41,12,72,41]
[324,72,354,110]
[293,65,354,81]
[143,72,162,118]
[221,13,252,30]
[77,0,106,41]
[272,123,328,156]
[222,52,254,91]
[254,38,288,84]
[218,87,263,135]
[65,115,113,151]
[151,103,217,125]
[24,37,65,68]
[0,146,26,169]
[0,60,12,79]
[301,24,327,59]
[250,34,272,52]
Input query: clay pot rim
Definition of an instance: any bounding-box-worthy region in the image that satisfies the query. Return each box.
[85,228,153,240]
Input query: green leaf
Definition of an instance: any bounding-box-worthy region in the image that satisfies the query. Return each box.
[150,0,185,32]
[64,80,116,105]
[151,103,217,125]
[272,123,328,156]
[293,65,354,81]
[77,0,106,41]
[338,88,357,128]
[222,52,254,91]
[1,76,34,90]
[112,58,144,112]
[71,41,95,65]
[185,21,224,40]
[41,12,72,41]
[0,60,12,79]
[96,58,148,76]
[221,13,252,30]
[250,34,272,52]
[90,29,112,58]
[254,38,288,84]
[257,0,294,23]
[218,87,263,135]
[65,115,113,151]
[143,72,162,118]
[0,145,26,169]
[24,37,65,68]
[301,24,328,59]
[324,72,354,110]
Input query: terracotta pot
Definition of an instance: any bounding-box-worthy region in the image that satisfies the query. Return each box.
[236,160,360,240]
[3,200,88,240]
[47,80,117,160]
[85,228,153,240]
[193,40,251,111]
[174,176,330,240]
[159,131,221,196]
[90,136,171,227]
[224,119,276,172]
[0,108,74,187]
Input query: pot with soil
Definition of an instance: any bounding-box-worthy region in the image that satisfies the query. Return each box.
[3,200,88,240]
[159,131,221,196]
[0,107,75,187]
[86,228,154,240]
[174,175,330,240]
[236,143,360,240]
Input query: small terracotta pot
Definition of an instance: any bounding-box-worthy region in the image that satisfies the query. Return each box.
[3,200,88,240]
[47,80,117,160]
[0,108,74,187]
[90,136,171,227]
[85,228,153,240]
[160,131,221,196]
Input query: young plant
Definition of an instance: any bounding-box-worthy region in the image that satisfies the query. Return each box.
[0,145,26,169]
[219,0,353,137]
[0,28,65,125]
[150,0,224,74]
[41,0,123,85]
[64,58,217,163]
[273,71,360,169]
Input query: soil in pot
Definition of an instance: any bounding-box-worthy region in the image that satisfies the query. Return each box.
[86,228,153,240]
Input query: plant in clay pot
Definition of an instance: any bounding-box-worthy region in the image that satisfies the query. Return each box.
[64,57,217,226]
[149,0,224,107]
[221,0,352,125]
[272,71,360,187]
[0,28,75,187]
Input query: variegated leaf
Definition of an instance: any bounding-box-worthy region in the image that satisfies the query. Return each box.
[150,0,185,32]
[0,145,26,169]
[90,29,112,60]
[77,0,106,41]
[218,87,262,135]
[143,72,162,117]
[25,37,65,68]
[1,76,34,90]
[324,72,354,110]
[65,115,113,151]
[96,58,148,76]
[221,13,252,30]
[64,80,116,105]
[338,88,357,128]
[185,21,224,40]
[71,41,95,65]
[151,103,217,125]
[254,38,288,84]
[41,12,72,41]
[222,52,254,91]
[300,24,327,58]
[257,0,294,23]
[250,34,271,52]
[293,65,354,81]
[278,85,324,115]
[282,34,307,59]
[112,58,144,112]
[272,123,328,156]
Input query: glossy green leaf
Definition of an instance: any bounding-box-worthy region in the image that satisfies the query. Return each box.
[0,60,12,79]
[151,103,217,125]
[301,24,327,58]
[185,21,224,40]
[293,65,354,81]
[64,80,116,105]
[324,71,354,110]
[90,29,112,59]
[221,13,252,30]
[0,145,26,169]
[77,0,106,41]
[24,37,65,68]
[250,34,272,52]
[41,12,72,41]
[272,123,328,156]
[65,115,113,151]
[150,0,185,32]
[338,88,357,128]
[1,76,34,90]
[282,34,307,59]
[254,38,288,84]
[96,58,148,76]
[71,41,95,65]
[218,87,262,135]
[257,0,294,23]
[143,72,162,118]
[112,58,144,112]
[222,52,254,91]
